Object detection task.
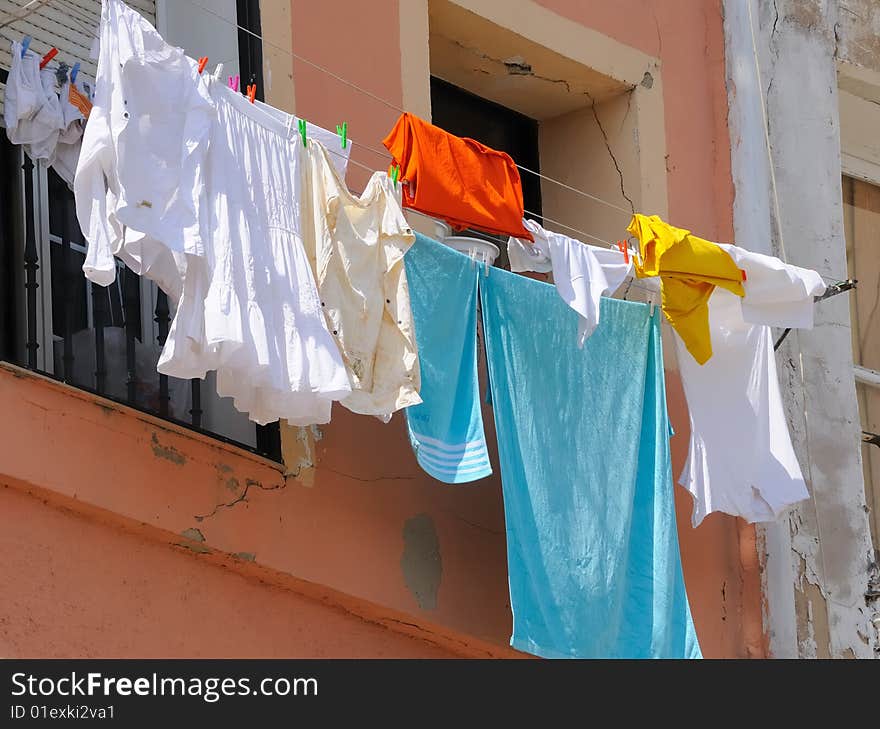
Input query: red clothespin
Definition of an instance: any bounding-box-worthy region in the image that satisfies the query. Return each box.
[228,75,240,92]
[197,56,209,74]
[39,47,58,70]
[741,269,747,281]
[246,83,257,104]
[617,240,629,264]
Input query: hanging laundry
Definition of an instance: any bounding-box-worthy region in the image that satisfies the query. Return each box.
[253,101,353,178]
[157,71,351,426]
[77,0,350,426]
[382,112,533,241]
[508,218,633,347]
[677,246,825,525]
[403,234,492,483]
[628,213,745,364]
[76,0,214,293]
[300,139,421,421]
[4,40,43,132]
[51,76,89,187]
[480,267,700,658]
[4,42,64,162]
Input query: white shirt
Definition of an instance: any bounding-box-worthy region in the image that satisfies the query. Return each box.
[302,140,421,420]
[75,0,213,288]
[677,245,826,525]
[509,219,633,346]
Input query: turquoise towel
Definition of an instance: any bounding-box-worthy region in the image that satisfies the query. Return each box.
[404,234,492,483]
[480,266,701,659]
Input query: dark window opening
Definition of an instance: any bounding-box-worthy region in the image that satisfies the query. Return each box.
[237,0,264,103]
[430,76,542,225]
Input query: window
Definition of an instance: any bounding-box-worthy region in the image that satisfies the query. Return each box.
[842,174,880,547]
[0,0,281,460]
[430,76,542,220]
[429,77,542,268]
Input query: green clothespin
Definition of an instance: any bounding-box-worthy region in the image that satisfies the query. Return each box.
[336,121,348,149]
[297,118,308,147]
[390,164,400,188]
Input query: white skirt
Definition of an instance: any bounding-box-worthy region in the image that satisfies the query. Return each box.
[158,77,351,425]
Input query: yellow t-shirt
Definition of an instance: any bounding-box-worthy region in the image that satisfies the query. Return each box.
[627,214,744,364]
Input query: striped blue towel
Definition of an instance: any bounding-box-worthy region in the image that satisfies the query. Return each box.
[403,234,492,483]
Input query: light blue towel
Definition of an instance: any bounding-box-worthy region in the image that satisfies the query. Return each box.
[404,234,492,483]
[480,266,701,659]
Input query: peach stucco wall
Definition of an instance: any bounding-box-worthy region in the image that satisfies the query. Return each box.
[0,0,763,658]
[285,0,765,659]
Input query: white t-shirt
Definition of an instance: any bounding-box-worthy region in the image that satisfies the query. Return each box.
[76,0,213,288]
[677,245,826,525]
[509,219,632,346]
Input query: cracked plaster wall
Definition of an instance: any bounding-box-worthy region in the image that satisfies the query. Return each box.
[724,0,879,658]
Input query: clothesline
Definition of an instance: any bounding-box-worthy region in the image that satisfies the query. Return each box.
[40,0,636,225]
[140,0,636,219]
[2,0,845,291]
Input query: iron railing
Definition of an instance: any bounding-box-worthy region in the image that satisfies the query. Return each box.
[4,149,282,462]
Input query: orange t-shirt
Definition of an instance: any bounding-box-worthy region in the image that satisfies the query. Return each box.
[382,113,533,241]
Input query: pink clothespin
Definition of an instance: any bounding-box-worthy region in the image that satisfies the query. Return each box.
[39,47,58,70]
[228,75,240,92]
[197,56,209,74]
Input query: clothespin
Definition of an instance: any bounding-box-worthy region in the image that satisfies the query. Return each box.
[20,36,31,57]
[197,56,209,74]
[649,299,656,316]
[616,240,629,264]
[39,47,58,70]
[336,121,348,149]
[741,268,747,282]
[390,164,400,189]
[70,62,80,84]
[228,75,239,92]
[246,83,257,103]
[297,118,308,147]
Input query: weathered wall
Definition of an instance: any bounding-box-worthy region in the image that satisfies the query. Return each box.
[280,0,765,657]
[724,0,878,658]
[0,0,771,659]
[0,484,458,658]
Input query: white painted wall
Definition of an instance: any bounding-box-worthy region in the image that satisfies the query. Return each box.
[723,0,877,659]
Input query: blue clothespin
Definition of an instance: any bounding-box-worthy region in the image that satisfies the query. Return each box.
[336,121,348,149]
[70,62,80,84]
[297,118,307,147]
[20,36,31,57]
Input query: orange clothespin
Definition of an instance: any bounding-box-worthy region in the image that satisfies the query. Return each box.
[617,240,629,264]
[39,47,58,70]
[246,83,257,104]
[197,56,209,74]
[741,268,747,282]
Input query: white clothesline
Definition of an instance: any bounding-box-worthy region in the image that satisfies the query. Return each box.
[2,0,849,295]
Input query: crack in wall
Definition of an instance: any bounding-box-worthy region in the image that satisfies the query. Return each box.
[195,478,285,521]
[585,90,635,213]
[446,37,637,214]
[320,466,415,484]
